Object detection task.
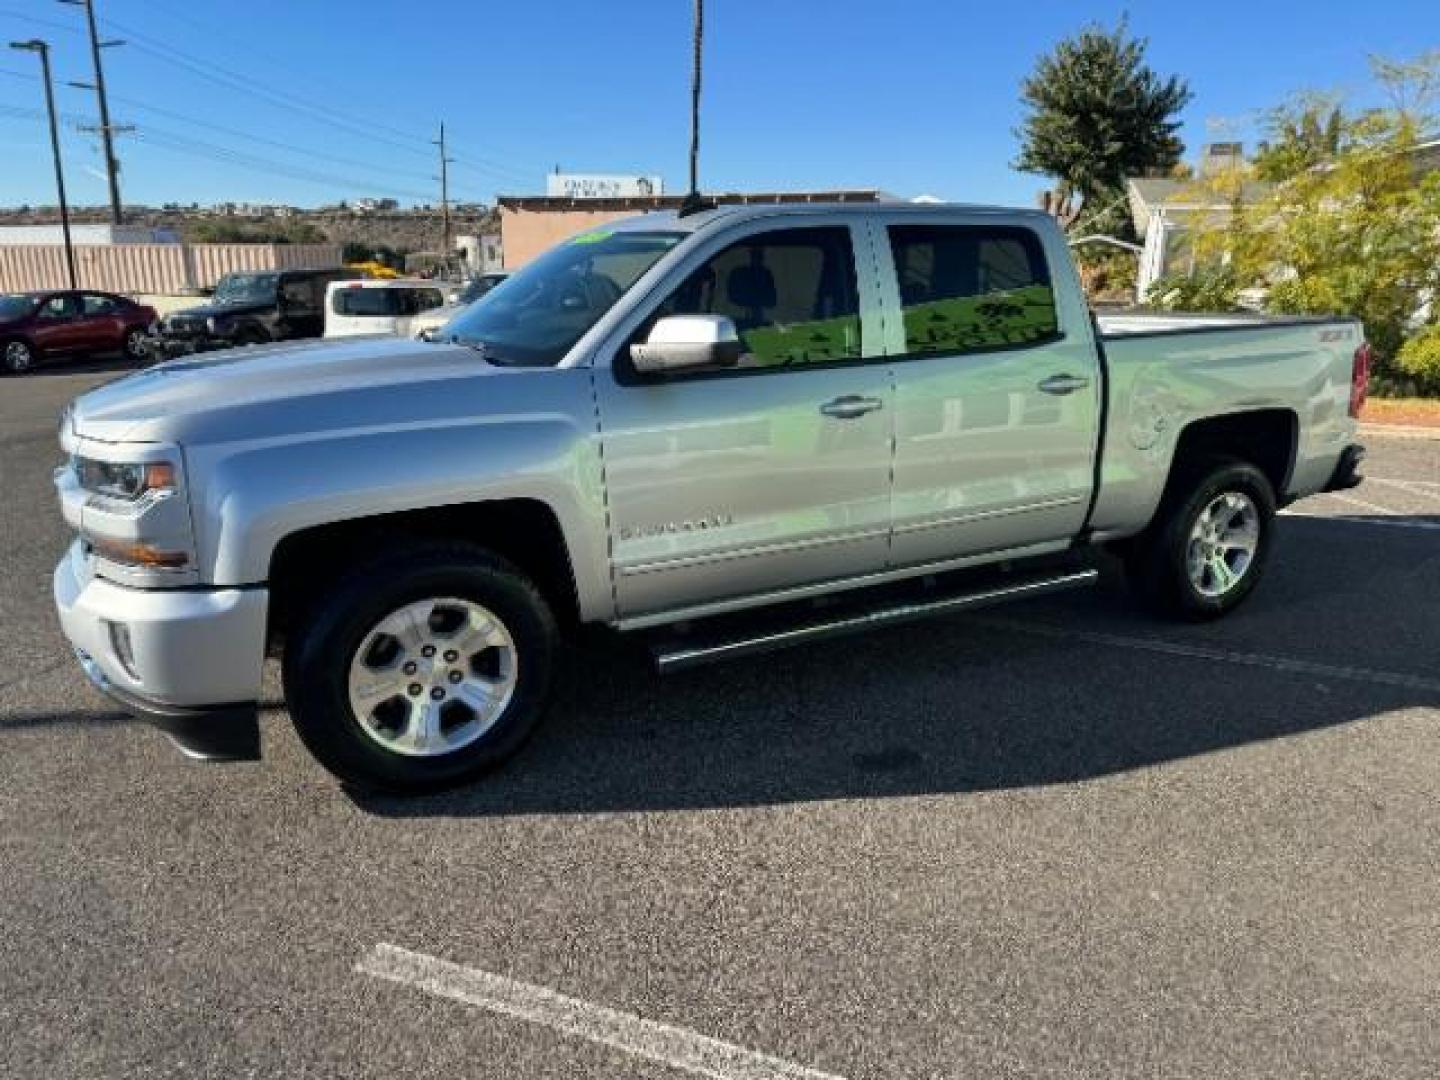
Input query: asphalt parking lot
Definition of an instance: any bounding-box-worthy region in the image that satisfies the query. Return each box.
[3,362,1438,1079]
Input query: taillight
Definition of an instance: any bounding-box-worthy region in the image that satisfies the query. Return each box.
[1349,342,1371,418]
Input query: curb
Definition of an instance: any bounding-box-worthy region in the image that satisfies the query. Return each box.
[1359,422,1440,441]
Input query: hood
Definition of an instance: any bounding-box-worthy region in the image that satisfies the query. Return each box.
[165,300,271,323]
[68,335,517,444]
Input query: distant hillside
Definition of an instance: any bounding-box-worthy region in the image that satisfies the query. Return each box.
[0,207,498,255]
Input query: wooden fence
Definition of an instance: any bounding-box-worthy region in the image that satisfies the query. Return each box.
[0,243,343,295]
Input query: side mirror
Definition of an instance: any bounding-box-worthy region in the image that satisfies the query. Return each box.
[630,314,741,375]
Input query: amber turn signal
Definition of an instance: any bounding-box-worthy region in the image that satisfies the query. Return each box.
[87,535,189,569]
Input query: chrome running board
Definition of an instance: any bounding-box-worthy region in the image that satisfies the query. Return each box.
[652,568,1099,674]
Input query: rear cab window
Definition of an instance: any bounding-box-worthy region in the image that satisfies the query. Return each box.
[886,223,1059,357]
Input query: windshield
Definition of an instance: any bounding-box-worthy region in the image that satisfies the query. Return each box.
[0,294,37,320]
[438,231,684,366]
[212,273,279,306]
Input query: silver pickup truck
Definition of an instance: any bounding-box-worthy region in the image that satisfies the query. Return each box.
[53,202,1370,792]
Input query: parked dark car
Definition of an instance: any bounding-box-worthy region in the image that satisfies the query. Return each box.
[0,290,158,374]
[453,271,509,305]
[148,267,365,359]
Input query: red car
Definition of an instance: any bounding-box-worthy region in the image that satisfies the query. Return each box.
[0,289,158,375]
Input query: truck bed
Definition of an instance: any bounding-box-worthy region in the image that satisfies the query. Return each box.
[1086,312,1364,539]
[1096,310,1341,337]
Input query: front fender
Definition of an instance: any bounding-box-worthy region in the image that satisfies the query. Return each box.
[186,393,612,622]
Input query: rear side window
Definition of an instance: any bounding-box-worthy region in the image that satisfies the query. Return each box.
[887,224,1059,357]
[333,288,398,316]
[653,226,861,368]
[82,293,120,315]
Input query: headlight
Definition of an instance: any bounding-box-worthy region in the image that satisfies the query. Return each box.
[75,456,178,501]
[206,316,219,334]
[70,449,196,580]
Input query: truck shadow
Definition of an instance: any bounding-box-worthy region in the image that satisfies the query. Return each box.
[24,355,143,378]
[354,513,1440,819]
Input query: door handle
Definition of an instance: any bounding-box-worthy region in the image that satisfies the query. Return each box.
[819,395,884,419]
[1037,373,1091,396]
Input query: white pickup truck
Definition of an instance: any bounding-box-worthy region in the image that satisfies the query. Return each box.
[52,202,1369,792]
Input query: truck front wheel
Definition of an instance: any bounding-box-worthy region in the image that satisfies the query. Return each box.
[283,543,558,792]
[1124,458,1276,620]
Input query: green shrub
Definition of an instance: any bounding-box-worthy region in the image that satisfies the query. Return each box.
[1396,325,1440,394]
[1146,267,1243,312]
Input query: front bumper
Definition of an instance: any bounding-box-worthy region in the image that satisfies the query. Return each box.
[144,334,230,360]
[53,541,268,760]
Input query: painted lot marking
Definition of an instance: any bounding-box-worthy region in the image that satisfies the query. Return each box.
[973,617,1440,695]
[1280,511,1440,531]
[1327,490,1409,517]
[1366,477,1440,503]
[358,943,847,1080]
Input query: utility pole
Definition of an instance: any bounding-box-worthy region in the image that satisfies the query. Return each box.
[10,39,77,289]
[434,122,453,264]
[60,0,124,225]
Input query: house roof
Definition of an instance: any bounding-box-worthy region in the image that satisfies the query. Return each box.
[1127,176,1274,237]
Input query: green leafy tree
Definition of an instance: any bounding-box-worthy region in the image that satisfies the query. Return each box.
[1160,53,1440,388]
[1016,21,1193,237]
[1252,95,1347,182]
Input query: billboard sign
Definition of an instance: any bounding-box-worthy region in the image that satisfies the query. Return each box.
[546,173,664,199]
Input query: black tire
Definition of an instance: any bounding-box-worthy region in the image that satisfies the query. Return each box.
[282,542,558,793]
[3,338,36,374]
[122,326,149,362]
[235,325,269,346]
[1124,457,1276,620]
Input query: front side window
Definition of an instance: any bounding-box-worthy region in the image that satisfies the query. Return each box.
[37,295,80,321]
[650,226,861,368]
[441,230,684,366]
[888,224,1059,356]
[280,277,318,310]
[408,289,445,314]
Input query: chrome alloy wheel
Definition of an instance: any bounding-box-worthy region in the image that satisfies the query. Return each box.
[1186,491,1260,598]
[347,597,518,757]
[4,340,34,373]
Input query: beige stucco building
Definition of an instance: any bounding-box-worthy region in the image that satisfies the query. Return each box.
[497,191,885,268]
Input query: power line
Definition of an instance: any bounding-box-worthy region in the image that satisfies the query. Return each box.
[0,98,468,204]
[108,93,459,194]
[133,0,523,173]
[2,6,543,191]
[97,14,536,184]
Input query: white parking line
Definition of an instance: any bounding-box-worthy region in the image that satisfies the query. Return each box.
[973,618,1440,694]
[1367,477,1440,502]
[1327,490,1407,516]
[1368,476,1440,489]
[357,943,847,1080]
[1280,511,1440,531]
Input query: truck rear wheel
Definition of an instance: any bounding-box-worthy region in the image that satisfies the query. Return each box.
[1125,458,1276,620]
[282,542,558,792]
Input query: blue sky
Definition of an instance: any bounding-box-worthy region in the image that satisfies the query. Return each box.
[0,0,1433,210]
